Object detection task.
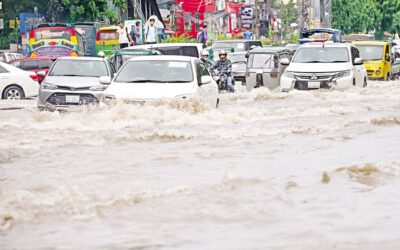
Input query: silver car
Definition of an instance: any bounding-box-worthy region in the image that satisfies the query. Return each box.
[37,57,115,110]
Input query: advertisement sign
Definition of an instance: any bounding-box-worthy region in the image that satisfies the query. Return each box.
[125,19,143,43]
[240,7,253,28]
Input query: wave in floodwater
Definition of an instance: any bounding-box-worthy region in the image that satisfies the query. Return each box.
[0,81,399,148]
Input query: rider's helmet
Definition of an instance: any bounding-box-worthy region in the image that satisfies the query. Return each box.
[219,50,227,61]
[201,50,209,60]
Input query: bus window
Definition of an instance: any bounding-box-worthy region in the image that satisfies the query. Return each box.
[35,29,71,40]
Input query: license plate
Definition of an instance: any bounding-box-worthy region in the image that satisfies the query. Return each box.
[65,95,80,103]
[308,81,320,89]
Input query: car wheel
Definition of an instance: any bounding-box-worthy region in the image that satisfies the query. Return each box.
[363,78,367,88]
[2,85,25,100]
[386,73,390,81]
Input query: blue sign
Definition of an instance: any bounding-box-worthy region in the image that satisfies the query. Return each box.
[19,12,45,33]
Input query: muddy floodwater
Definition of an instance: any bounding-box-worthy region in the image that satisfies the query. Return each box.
[1,82,400,249]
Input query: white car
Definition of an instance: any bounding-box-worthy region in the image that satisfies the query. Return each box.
[101,56,219,108]
[280,42,367,91]
[0,62,39,99]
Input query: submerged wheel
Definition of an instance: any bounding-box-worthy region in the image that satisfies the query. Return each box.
[2,85,25,100]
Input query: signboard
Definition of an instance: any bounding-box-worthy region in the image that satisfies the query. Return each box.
[240,7,253,28]
[125,19,143,44]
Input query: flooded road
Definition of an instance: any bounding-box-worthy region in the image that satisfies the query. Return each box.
[1,81,400,249]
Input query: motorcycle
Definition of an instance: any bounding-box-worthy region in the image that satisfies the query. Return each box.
[212,69,229,92]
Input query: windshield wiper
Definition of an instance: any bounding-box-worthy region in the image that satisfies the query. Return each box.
[231,61,246,64]
[303,60,327,63]
[261,57,272,68]
[330,61,348,63]
[54,74,91,77]
[126,80,169,83]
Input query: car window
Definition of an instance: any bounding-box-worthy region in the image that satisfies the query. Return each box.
[40,60,54,69]
[249,53,274,68]
[23,60,41,70]
[49,60,109,77]
[196,61,210,83]
[182,46,199,57]
[115,60,193,83]
[8,54,16,61]
[0,65,9,73]
[10,61,22,68]
[385,45,390,61]
[356,45,383,61]
[292,47,350,63]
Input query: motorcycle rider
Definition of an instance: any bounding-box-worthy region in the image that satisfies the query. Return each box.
[211,50,234,92]
[200,50,214,68]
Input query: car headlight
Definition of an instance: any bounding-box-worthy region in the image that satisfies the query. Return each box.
[282,71,295,78]
[375,70,381,76]
[89,85,108,91]
[102,94,116,104]
[335,70,351,78]
[41,82,58,90]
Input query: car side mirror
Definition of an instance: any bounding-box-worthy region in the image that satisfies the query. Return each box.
[99,76,111,85]
[200,75,213,85]
[280,58,290,66]
[354,57,363,65]
[36,71,46,77]
[245,53,249,59]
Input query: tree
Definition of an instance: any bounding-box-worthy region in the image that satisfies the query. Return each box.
[332,0,378,34]
[282,0,298,32]
[46,0,125,23]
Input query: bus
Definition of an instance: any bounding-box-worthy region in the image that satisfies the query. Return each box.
[28,24,84,58]
[75,22,102,57]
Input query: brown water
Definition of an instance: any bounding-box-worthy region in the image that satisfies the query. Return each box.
[1,82,400,249]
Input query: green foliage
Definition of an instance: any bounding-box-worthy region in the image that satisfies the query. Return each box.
[163,34,197,43]
[282,0,298,32]
[332,0,400,35]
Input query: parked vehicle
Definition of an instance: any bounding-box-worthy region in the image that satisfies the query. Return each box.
[280,42,367,91]
[29,23,85,57]
[300,28,343,44]
[37,57,115,110]
[132,43,204,58]
[353,41,394,80]
[246,47,293,91]
[102,56,219,108]
[0,52,23,63]
[209,40,262,60]
[96,26,120,56]
[0,62,39,100]
[9,57,57,83]
[109,47,161,71]
[228,51,247,85]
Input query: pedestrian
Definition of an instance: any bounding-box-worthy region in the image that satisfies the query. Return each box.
[144,18,158,44]
[117,21,131,49]
[197,24,208,48]
[130,21,143,46]
[243,28,253,40]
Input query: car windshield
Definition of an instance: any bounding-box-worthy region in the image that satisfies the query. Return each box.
[115,60,193,83]
[228,53,247,64]
[250,53,278,68]
[49,60,108,77]
[99,30,118,40]
[356,45,384,61]
[293,47,349,63]
[213,42,245,52]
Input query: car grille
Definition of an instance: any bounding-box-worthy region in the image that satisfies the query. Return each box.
[293,72,337,90]
[47,93,99,105]
[367,70,374,76]
[56,85,91,91]
[294,81,332,90]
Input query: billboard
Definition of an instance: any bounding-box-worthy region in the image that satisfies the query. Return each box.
[240,7,253,28]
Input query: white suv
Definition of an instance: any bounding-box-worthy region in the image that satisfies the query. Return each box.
[280,42,367,91]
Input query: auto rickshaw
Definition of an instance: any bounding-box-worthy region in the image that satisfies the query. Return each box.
[96,26,120,56]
